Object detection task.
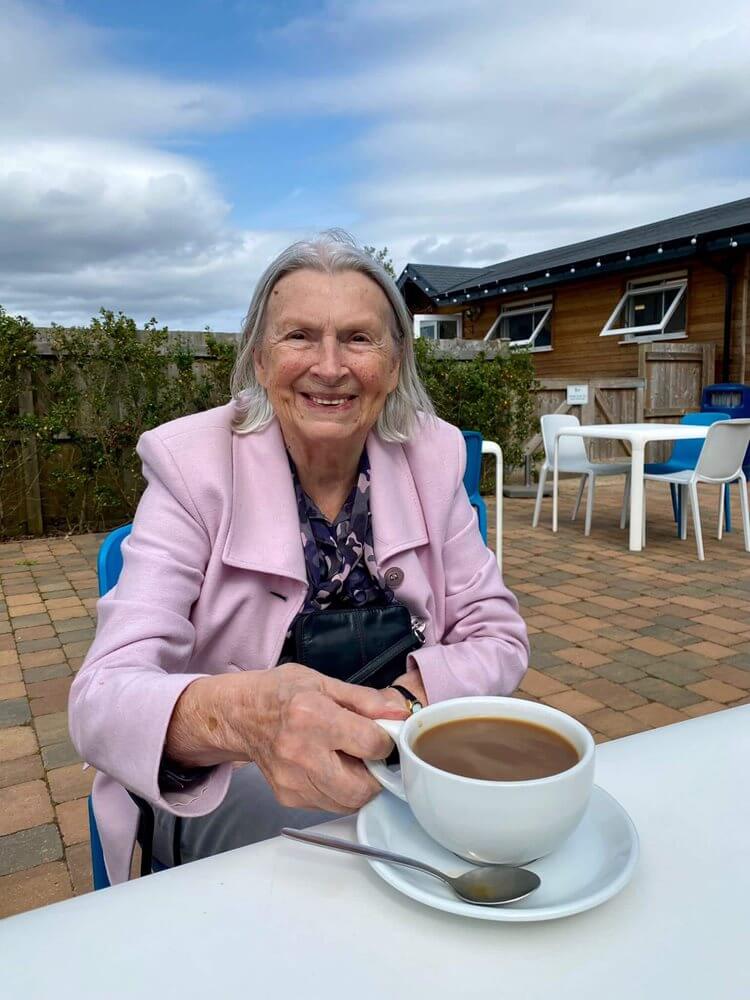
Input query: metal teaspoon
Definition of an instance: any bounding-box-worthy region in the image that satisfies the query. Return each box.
[281,827,541,906]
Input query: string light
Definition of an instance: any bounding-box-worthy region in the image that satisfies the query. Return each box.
[730,237,738,248]
[625,253,631,261]
[545,271,550,277]
[523,285,528,292]
[502,287,507,293]
[570,266,576,273]
[690,237,697,245]
[596,260,602,267]
[657,246,664,254]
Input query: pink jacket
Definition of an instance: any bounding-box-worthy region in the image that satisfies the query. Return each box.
[69,403,528,884]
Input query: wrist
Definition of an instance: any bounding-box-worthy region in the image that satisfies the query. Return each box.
[166,675,250,767]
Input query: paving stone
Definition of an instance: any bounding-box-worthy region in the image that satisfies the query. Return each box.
[11,612,52,628]
[56,797,89,846]
[592,661,646,684]
[27,675,73,716]
[0,725,39,762]
[0,780,54,836]
[638,626,696,647]
[642,660,706,687]
[19,648,67,669]
[55,615,95,634]
[0,697,31,728]
[577,677,647,711]
[628,636,683,657]
[703,664,750,690]
[541,690,605,716]
[555,647,612,669]
[528,651,566,670]
[682,700,725,718]
[686,679,746,704]
[41,738,81,769]
[66,841,94,896]
[16,637,62,654]
[0,682,25,701]
[627,703,690,728]
[626,677,703,709]
[33,711,69,747]
[579,708,648,738]
[0,754,44,789]
[0,861,71,917]
[519,668,569,698]
[22,661,72,684]
[48,762,95,804]
[683,641,735,661]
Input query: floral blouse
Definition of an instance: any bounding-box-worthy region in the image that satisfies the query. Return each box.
[290,449,395,612]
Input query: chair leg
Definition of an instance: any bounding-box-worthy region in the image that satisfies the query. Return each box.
[584,474,595,536]
[739,475,750,553]
[689,482,704,561]
[572,475,586,521]
[620,472,630,530]
[679,484,688,541]
[725,482,732,533]
[532,465,547,528]
[669,483,678,525]
[718,484,725,541]
[641,482,647,549]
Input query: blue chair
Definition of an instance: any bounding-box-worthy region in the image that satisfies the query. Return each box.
[89,523,133,890]
[461,430,488,543]
[644,413,731,533]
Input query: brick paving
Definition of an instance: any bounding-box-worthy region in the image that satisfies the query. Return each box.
[1,478,748,918]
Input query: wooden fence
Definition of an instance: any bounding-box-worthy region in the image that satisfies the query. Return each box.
[2,335,720,536]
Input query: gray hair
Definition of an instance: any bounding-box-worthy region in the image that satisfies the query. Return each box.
[229,229,435,442]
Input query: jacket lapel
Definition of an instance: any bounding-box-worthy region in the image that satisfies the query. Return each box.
[367,430,428,563]
[222,419,307,583]
[222,419,428,578]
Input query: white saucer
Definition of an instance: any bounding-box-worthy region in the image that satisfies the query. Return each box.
[356,784,639,922]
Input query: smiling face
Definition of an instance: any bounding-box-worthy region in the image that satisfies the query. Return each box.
[254,268,401,454]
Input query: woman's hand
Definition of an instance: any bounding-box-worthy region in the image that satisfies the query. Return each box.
[165,664,409,813]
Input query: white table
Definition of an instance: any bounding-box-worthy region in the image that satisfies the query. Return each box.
[2,707,748,999]
[553,422,709,551]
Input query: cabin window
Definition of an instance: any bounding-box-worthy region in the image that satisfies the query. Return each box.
[413,313,462,340]
[600,273,687,342]
[484,299,552,351]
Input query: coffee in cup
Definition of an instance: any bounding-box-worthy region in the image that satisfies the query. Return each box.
[364,696,595,865]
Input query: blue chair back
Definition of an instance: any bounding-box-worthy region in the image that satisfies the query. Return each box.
[670,412,730,467]
[97,523,133,597]
[90,523,133,891]
[461,430,488,543]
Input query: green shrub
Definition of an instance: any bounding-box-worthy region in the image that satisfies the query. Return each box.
[1,308,537,536]
[414,339,538,487]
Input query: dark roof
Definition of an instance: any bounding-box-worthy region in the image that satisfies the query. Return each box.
[400,263,484,295]
[398,196,750,301]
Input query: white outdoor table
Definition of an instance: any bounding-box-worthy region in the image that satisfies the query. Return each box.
[2,706,748,999]
[553,422,710,551]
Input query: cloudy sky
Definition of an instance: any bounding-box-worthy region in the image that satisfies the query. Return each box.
[2,0,749,331]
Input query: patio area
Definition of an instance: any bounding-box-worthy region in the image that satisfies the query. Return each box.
[1,477,749,919]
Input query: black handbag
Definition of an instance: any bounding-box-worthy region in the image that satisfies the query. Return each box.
[280,601,425,690]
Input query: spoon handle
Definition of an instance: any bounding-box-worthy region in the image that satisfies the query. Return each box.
[281,827,449,885]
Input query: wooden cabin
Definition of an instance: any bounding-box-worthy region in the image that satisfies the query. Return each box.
[398,199,750,454]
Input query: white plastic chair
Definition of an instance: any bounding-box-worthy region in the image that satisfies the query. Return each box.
[532,414,631,536]
[643,419,750,560]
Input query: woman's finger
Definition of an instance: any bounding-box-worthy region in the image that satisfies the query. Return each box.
[321,675,409,721]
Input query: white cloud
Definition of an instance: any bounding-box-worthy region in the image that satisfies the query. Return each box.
[1,0,749,328]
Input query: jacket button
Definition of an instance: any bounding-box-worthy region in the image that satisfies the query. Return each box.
[385,567,404,588]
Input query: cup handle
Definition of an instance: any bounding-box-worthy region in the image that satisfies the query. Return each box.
[363,719,407,801]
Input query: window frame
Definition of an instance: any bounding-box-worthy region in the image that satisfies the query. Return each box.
[413,312,463,341]
[600,272,688,344]
[484,298,553,351]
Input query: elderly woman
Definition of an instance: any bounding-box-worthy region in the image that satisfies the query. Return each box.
[69,232,529,885]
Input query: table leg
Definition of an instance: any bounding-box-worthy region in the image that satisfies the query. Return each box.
[552,436,560,533]
[628,443,645,552]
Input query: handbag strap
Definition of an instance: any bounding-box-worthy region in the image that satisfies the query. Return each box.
[345,630,422,686]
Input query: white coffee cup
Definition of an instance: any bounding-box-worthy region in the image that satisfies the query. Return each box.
[364,696,595,865]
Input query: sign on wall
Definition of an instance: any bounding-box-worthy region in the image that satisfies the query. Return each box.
[566,384,589,405]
